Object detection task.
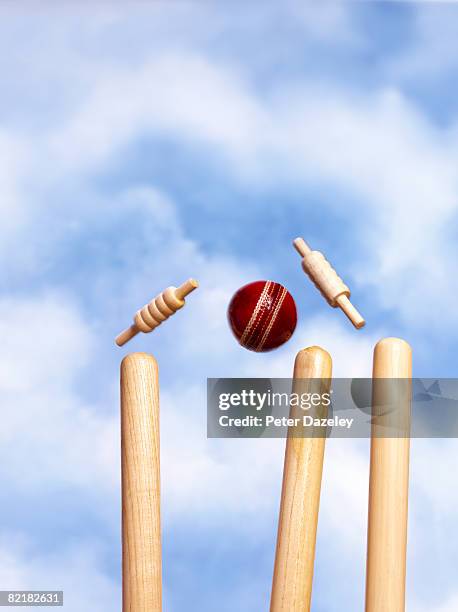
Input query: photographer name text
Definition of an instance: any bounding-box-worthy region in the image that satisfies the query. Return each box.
[219,415,354,429]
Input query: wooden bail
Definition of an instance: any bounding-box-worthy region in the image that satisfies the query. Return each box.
[116,278,199,347]
[293,238,365,329]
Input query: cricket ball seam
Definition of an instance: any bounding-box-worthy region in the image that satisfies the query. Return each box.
[240,280,272,347]
[257,284,288,351]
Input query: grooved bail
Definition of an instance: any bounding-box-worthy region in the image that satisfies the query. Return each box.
[293,237,365,329]
[115,278,199,346]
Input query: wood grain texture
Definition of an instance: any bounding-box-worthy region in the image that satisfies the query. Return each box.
[121,353,162,612]
[270,346,332,612]
[365,338,412,612]
[293,237,365,329]
[116,279,199,346]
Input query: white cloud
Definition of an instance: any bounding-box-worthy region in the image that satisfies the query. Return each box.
[47,54,268,178]
[21,48,454,331]
[277,87,458,328]
[0,293,118,497]
[0,293,93,392]
[0,535,119,612]
[0,6,456,333]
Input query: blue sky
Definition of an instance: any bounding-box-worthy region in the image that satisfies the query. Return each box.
[1,2,458,611]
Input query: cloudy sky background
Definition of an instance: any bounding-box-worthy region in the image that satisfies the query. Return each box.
[1,1,458,610]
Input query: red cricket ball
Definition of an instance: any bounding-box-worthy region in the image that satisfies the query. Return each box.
[227,280,297,352]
